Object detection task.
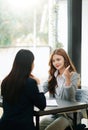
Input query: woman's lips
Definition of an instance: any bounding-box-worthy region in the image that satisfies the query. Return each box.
[55,65,60,68]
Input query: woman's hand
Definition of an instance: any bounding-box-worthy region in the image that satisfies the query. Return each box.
[63,65,73,86]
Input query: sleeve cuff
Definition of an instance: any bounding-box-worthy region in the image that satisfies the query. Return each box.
[38,84,44,92]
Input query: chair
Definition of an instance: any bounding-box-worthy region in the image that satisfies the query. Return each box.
[75,89,88,128]
[76,89,88,104]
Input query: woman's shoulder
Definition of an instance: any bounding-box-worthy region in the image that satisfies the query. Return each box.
[71,72,80,80]
[25,78,38,92]
[27,77,36,82]
[26,77,37,86]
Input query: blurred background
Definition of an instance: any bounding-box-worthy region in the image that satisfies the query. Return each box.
[0,0,88,89]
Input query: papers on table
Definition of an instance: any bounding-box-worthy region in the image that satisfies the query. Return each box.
[46,99,58,107]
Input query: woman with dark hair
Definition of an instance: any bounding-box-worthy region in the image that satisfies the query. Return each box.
[0,49,46,130]
[40,48,80,130]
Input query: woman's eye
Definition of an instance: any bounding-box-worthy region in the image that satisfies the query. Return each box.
[57,58,60,61]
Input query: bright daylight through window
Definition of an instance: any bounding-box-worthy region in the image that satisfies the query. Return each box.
[0,0,68,86]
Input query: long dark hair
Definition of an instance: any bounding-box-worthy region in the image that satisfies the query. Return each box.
[1,49,34,104]
[48,48,76,94]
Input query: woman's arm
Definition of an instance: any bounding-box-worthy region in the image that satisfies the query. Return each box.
[27,78,46,110]
[42,81,49,93]
[61,72,80,101]
[55,66,79,101]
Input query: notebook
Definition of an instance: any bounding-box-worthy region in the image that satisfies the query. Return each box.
[46,99,58,107]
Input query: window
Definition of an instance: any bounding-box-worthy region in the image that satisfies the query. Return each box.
[0,0,68,83]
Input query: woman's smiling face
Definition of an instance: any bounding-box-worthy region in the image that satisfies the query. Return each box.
[52,54,65,71]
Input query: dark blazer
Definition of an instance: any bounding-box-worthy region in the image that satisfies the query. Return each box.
[0,78,46,130]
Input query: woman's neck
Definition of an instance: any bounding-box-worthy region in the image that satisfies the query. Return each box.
[59,68,65,76]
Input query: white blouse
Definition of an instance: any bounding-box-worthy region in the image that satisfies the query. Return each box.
[54,70,74,100]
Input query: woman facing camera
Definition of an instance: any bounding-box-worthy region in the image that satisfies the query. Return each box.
[40,48,80,130]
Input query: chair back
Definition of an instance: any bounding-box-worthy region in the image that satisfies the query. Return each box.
[76,89,88,103]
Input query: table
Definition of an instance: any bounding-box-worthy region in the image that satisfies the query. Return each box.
[0,98,87,130]
[34,99,87,130]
